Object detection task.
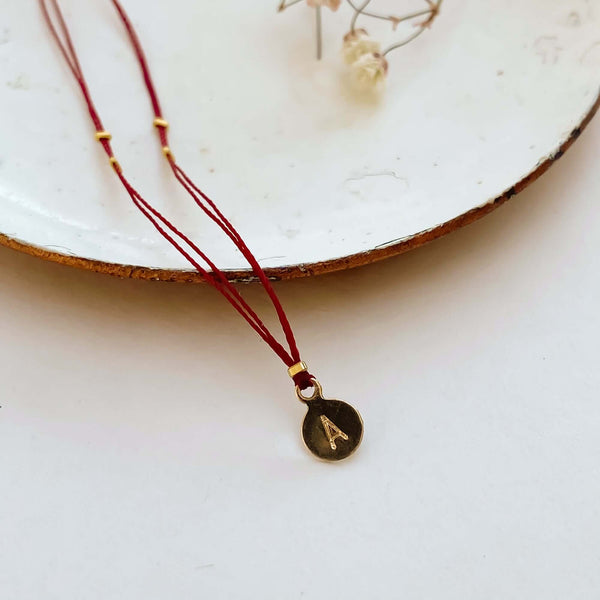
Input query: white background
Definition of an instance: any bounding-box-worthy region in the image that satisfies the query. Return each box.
[1,115,599,599]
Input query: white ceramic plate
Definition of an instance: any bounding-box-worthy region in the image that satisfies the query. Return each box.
[1,0,600,281]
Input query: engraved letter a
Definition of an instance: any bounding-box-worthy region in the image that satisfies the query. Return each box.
[320,415,349,451]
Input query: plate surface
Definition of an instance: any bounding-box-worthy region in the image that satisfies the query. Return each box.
[1,0,600,281]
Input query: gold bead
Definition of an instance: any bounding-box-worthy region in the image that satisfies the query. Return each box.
[153,117,169,129]
[109,156,122,173]
[95,131,112,141]
[162,146,173,158]
[288,361,308,379]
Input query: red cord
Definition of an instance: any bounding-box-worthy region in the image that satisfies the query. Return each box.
[39,0,315,390]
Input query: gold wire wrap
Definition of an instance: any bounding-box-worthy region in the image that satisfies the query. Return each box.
[288,361,309,379]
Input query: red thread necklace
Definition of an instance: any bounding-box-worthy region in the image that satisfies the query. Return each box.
[40,0,363,461]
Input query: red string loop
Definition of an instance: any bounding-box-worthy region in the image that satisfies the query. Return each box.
[39,0,312,389]
[293,371,316,391]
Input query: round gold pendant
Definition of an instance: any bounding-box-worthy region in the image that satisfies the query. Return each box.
[297,382,363,462]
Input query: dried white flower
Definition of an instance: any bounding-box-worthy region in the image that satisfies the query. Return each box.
[306,0,341,11]
[342,28,381,65]
[350,52,388,92]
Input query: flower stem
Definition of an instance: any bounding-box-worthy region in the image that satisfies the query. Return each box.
[350,0,372,32]
[347,0,440,31]
[316,6,323,60]
[277,0,303,11]
[382,26,426,56]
